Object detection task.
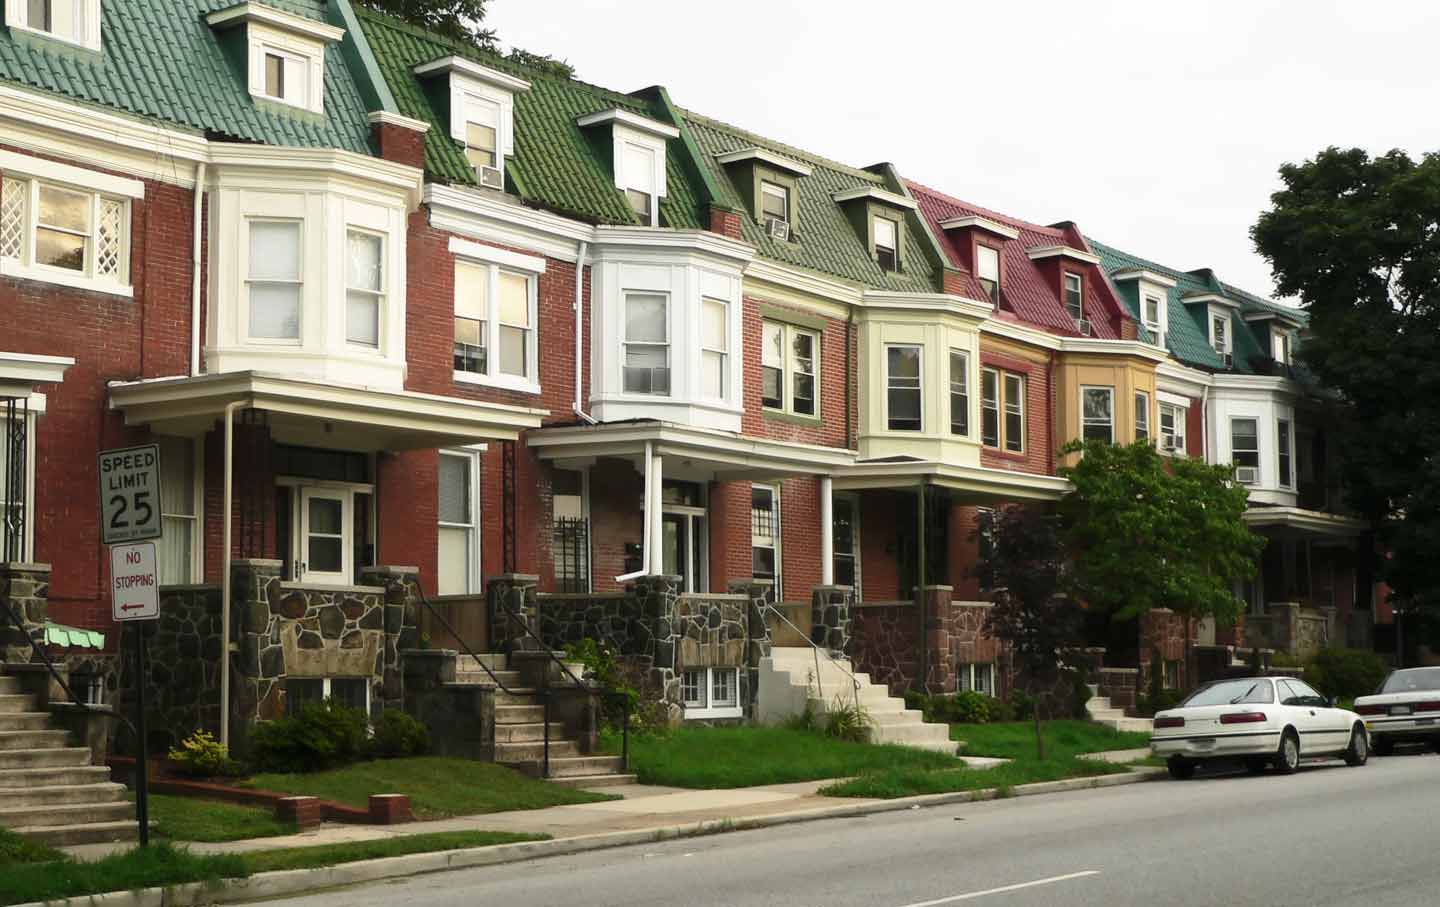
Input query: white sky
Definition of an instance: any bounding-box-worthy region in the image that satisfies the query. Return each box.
[488,0,1438,300]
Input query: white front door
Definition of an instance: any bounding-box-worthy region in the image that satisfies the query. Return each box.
[299,487,351,584]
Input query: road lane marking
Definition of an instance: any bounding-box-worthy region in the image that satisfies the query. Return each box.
[893,870,1102,906]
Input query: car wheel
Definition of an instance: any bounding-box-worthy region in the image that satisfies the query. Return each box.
[1167,756,1197,780]
[1273,729,1300,774]
[1374,736,1395,757]
[1244,757,1269,774]
[1344,724,1369,766]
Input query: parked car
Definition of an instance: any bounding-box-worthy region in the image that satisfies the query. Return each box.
[1151,676,1369,779]
[1353,667,1440,755]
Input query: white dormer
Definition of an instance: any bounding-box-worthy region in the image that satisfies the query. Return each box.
[1183,293,1241,367]
[1025,245,1101,266]
[1111,268,1177,350]
[577,109,679,227]
[414,56,531,191]
[207,3,344,115]
[5,0,102,51]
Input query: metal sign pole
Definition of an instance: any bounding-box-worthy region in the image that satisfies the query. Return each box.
[134,622,150,846]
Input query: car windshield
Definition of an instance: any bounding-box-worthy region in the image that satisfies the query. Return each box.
[1380,668,1440,694]
[1180,679,1273,707]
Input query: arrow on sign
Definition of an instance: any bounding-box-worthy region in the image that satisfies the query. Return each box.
[120,603,146,612]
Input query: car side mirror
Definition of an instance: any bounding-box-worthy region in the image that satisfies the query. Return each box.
[1324,696,1336,708]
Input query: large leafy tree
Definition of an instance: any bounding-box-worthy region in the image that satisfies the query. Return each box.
[356,0,497,48]
[1252,148,1440,626]
[974,505,1079,759]
[1058,441,1264,680]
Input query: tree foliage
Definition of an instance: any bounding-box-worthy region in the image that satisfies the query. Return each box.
[355,0,497,48]
[1252,147,1440,611]
[1057,440,1263,627]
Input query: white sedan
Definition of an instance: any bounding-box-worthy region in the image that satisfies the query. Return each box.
[1151,676,1369,779]
[1354,667,1440,755]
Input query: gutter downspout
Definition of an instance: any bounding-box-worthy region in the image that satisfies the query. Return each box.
[572,241,595,424]
[615,439,654,585]
[1200,383,1211,462]
[219,399,244,747]
[190,163,207,377]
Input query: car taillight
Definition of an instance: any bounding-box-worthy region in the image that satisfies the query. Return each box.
[1154,716,1185,729]
[1220,711,1268,725]
[1416,702,1440,713]
[1354,704,1385,715]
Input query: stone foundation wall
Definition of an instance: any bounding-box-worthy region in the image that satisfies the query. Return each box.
[852,594,1009,697]
[537,592,640,654]
[122,584,225,748]
[809,585,852,655]
[851,601,921,696]
[0,562,49,663]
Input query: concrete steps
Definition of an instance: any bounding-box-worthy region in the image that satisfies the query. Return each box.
[10,820,139,847]
[520,754,627,779]
[493,721,566,743]
[0,799,134,829]
[0,782,128,808]
[545,772,638,789]
[0,746,92,769]
[1085,695,1155,734]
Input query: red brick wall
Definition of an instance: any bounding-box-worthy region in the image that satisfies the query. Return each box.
[708,206,742,240]
[708,480,751,592]
[859,490,902,602]
[377,449,438,585]
[978,345,1054,475]
[739,298,853,449]
[1185,396,1204,457]
[777,477,820,602]
[372,122,426,170]
[588,458,642,592]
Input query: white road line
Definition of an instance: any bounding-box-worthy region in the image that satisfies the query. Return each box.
[893,870,1102,907]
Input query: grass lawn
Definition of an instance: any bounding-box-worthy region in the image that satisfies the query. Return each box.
[148,794,296,843]
[951,720,1151,760]
[605,726,959,788]
[246,757,615,819]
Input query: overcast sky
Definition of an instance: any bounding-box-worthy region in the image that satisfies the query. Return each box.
[487,1,1437,300]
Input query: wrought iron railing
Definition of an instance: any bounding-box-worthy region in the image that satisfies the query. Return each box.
[553,517,590,594]
[3,396,27,564]
[762,602,861,715]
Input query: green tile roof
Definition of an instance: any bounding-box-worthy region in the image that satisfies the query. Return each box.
[356,7,705,229]
[0,0,374,152]
[679,110,940,293]
[1088,238,1306,375]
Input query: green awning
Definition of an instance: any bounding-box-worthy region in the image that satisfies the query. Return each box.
[41,623,105,649]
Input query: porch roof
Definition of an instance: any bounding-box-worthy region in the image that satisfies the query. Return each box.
[832,458,1071,504]
[526,420,856,479]
[107,371,545,450]
[1242,506,1369,539]
[0,351,73,399]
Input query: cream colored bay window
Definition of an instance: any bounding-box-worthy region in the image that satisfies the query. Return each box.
[700,297,728,400]
[247,219,303,341]
[345,230,384,348]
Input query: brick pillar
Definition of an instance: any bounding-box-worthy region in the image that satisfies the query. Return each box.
[362,565,421,713]
[921,585,958,694]
[0,562,49,664]
[487,574,540,654]
[730,579,773,716]
[810,584,853,657]
[230,558,284,745]
[707,205,743,240]
[369,114,428,169]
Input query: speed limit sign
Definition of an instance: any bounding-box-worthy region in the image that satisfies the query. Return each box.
[98,444,163,544]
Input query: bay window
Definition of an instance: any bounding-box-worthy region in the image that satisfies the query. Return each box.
[981,368,1024,452]
[623,292,670,395]
[1081,386,1114,443]
[1231,418,1259,483]
[1135,391,1150,442]
[1277,418,1293,489]
[247,219,302,341]
[344,230,384,348]
[452,256,538,391]
[949,350,969,436]
[885,344,922,431]
[762,321,818,417]
[700,297,728,400]
[438,450,480,595]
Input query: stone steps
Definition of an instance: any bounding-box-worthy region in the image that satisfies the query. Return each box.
[495,704,546,724]
[0,747,92,769]
[0,800,134,829]
[493,721,566,743]
[494,739,580,762]
[0,712,55,731]
[0,694,35,713]
[1085,694,1154,734]
[0,729,72,751]
[0,676,20,694]
[0,782,127,808]
[10,820,138,847]
[514,754,627,779]
[455,669,524,686]
[544,772,638,789]
[0,765,114,787]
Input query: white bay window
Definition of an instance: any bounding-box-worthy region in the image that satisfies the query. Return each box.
[345,230,384,349]
[623,292,670,396]
[247,219,303,341]
[700,298,728,400]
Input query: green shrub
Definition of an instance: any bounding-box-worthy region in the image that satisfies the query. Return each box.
[952,690,993,724]
[564,639,655,732]
[822,700,872,743]
[249,699,369,774]
[368,710,430,759]
[782,700,819,733]
[1068,668,1092,720]
[1007,689,1035,720]
[166,730,244,778]
[0,827,62,866]
[1305,647,1389,700]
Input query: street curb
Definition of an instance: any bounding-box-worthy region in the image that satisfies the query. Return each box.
[16,768,1163,907]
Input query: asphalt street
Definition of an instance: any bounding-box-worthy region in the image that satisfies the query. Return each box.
[282,750,1440,907]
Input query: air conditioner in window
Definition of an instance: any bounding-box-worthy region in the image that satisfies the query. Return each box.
[1074,318,1092,336]
[1162,436,1180,452]
[1235,466,1259,484]
[477,165,503,190]
[765,216,791,242]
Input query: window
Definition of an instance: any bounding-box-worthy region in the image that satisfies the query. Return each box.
[949,350,969,436]
[1159,402,1186,454]
[760,181,789,223]
[700,298,728,400]
[1135,391,1150,442]
[247,220,302,341]
[761,321,818,417]
[1272,330,1292,365]
[681,666,742,718]
[1277,419,1293,489]
[959,663,995,696]
[464,101,500,171]
[885,345,922,431]
[1002,374,1023,453]
[1,175,130,291]
[438,450,479,595]
[256,45,312,109]
[7,0,95,49]
[981,369,999,447]
[285,677,370,718]
[1212,314,1230,358]
[976,245,1000,304]
[981,368,1025,452]
[552,468,589,593]
[1143,294,1164,346]
[1231,417,1259,483]
[1081,386,1114,443]
[452,259,538,389]
[1162,661,1180,691]
[1063,272,1083,321]
[345,230,383,348]
[623,292,669,395]
[874,215,899,272]
[751,484,780,601]
[832,494,859,592]
[158,437,199,586]
[622,143,657,225]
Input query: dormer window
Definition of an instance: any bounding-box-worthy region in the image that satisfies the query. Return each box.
[577,109,678,228]
[976,245,1000,305]
[465,112,498,170]
[1212,313,1230,359]
[1143,294,1164,347]
[5,0,100,51]
[622,142,658,225]
[258,45,311,108]
[1109,269,1176,349]
[415,56,531,190]
[1272,329,1292,365]
[761,181,789,230]
[833,185,915,275]
[715,148,810,241]
[874,215,899,272]
[207,3,343,115]
[1064,272,1083,322]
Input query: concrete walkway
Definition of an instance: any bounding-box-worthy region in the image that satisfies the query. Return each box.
[1080,748,1152,764]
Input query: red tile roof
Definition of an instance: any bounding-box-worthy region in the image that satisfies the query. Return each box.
[906,180,1131,340]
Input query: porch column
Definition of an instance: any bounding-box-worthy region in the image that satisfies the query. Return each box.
[649,455,665,575]
[819,476,834,586]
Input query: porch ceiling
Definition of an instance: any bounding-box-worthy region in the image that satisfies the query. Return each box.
[1242,506,1369,539]
[832,459,1071,504]
[107,371,546,450]
[526,420,856,480]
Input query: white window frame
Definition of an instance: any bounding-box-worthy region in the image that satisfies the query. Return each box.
[622,291,671,397]
[158,435,204,586]
[1231,417,1260,484]
[0,402,38,563]
[245,25,326,114]
[620,140,661,226]
[949,349,970,437]
[4,0,101,52]
[1211,310,1232,359]
[1142,293,1165,347]
[761,320,819,417]
[344,227,386,351]
[1081,385,1115,444]
[1277,418,1294,490]
[1002,372,1024,453]
[1135,390,1150,442]
[751,483,782,601]
[699,297,729,402]
[874,214,899,272]
[463,95,502,173]
[760,181,789,224]
[286,676,371,718]
[976,244,1000,305]
[449,239,544,395]
[959,662,995,696]
[438,448,482,595]
[1158,400,1187,455]
[1272,329,1292,365]
[1063,271,1083,321]
[244,217,304,345]
[0,152,141,297]
[884,343,923,432]
[681,666,742,719]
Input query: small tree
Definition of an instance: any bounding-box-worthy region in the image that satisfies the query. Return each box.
[1059,440,1265,685]
[974,505,1080,760]
[355,0,497,47]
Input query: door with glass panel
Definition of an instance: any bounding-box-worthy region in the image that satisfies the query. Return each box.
[832,494,860,598]
[661,510,707,594]
[299,487,350,584]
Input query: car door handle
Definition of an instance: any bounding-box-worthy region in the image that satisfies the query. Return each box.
[1309,710,1316,716]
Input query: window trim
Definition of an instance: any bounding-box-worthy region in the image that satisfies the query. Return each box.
[1272,330,1292,365]
[761,320,820,419]
[884,343,923,433]
[751,483,782,603]
[344,227,386,351]
[1,159,137,297]
[681,666,743,719]
[1063,271,1083,321]
[1211,309,1232,358]
[975,243,1001,305]
[760,180,790,224]
[1142,293,1165,347]
[1230,416,1260,483]
[699,297,729,402]
[1080,385,1115,444]
[437,448,482,595]
[1134,390,1150,442]
[621,290,672,398]
[4,0,101,52]
[294,484,355,586]
[450,246,542,395]
[158,435,204,586]
[958,662,996,696]
[1158,400,1187,456]
[949,349,970,437]
[873,214,900,273]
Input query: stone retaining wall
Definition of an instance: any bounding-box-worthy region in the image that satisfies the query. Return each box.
[851,592,1009,697]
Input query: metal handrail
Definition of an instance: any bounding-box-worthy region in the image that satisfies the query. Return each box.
[495,605,588,689]
[763,602,862,714]
[1,600,84,706]
[413,585,518,696]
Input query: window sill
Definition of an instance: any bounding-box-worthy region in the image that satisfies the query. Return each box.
[762,409,822,427]
[6,22,101,53]
[0,259,132,298]
[982,445,1029,461]
[454,370,542,396]
[683,706,743,720]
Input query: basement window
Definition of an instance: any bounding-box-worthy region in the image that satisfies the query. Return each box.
[682,667,741,719]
